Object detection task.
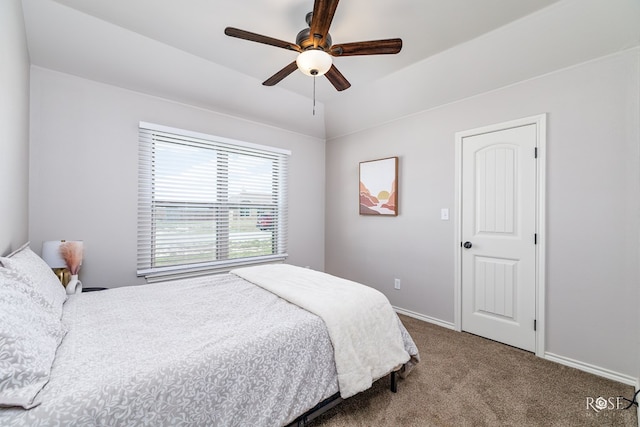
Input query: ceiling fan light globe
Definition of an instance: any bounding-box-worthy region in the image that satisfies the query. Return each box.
[296,50,332,77]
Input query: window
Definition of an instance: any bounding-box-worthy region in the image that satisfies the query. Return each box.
[137,122,289,279]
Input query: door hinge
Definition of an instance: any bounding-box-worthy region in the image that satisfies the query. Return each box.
[534,233,537,245]
[534,319,537,331]
[534,147,538,158]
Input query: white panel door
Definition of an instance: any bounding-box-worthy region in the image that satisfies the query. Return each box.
[461,124,537,352]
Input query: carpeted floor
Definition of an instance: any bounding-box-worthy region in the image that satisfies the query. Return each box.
[308,315,638,427]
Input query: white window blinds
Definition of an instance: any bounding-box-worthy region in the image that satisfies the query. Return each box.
[138,122,289,279]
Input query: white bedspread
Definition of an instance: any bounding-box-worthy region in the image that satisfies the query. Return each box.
[0,274,340,427]
[231,264,411,398]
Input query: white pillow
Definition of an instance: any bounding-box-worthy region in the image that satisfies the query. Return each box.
[0,243,67,319]
[0,266,57,318]
[0,267,67,409]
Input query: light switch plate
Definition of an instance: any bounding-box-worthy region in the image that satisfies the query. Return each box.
[441,208,449,220]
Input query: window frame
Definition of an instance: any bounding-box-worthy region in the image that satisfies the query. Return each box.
[137,122,290,281]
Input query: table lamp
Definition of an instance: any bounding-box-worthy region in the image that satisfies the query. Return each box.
[42,240,83,294]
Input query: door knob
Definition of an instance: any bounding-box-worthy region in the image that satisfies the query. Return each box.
[463,241,472,249]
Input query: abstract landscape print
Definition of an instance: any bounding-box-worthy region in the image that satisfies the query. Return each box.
[359,157,398,216]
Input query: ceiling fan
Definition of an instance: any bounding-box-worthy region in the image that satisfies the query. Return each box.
[224,0,402,91]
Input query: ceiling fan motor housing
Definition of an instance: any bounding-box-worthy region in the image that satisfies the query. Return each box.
[296,27,332,51]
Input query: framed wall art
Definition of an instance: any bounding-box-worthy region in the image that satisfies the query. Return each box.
[359,156,398,216]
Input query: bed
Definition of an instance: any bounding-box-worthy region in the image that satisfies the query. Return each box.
[0,244,419,426]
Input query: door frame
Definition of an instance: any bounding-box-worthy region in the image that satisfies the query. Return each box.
[454,114,547,357]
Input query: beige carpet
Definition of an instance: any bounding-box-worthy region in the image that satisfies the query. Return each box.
[309,315,638,427]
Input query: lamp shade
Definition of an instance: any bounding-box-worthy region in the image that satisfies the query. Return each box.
[296,50,332,76]
[42,241,67,268]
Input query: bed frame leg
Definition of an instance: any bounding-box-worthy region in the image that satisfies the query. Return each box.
[390,371,398,393]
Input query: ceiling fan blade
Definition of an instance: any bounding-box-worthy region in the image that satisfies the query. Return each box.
[225,27,301,52]
[330,38,403,56]
[310,0,340,48]
[263,61,299,86]
[325,65,351,91]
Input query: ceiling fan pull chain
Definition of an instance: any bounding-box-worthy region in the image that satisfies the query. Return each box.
[313,75,316,116]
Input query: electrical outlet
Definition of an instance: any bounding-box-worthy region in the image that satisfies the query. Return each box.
[394,278,401,290]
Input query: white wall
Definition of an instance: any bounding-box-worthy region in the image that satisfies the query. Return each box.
[28,67,326,287]
[0,0,30,254]
[325,49,640,380]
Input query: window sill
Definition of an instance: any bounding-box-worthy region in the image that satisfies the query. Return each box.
[140,255,288,283]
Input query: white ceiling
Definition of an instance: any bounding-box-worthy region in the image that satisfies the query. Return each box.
[20,0,639,138]
[25,0,561,103]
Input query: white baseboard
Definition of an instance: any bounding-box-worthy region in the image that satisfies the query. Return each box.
[544,352,637,387]
[393,306,456,330]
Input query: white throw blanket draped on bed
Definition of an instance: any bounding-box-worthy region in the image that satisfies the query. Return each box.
[231,264,411,399]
